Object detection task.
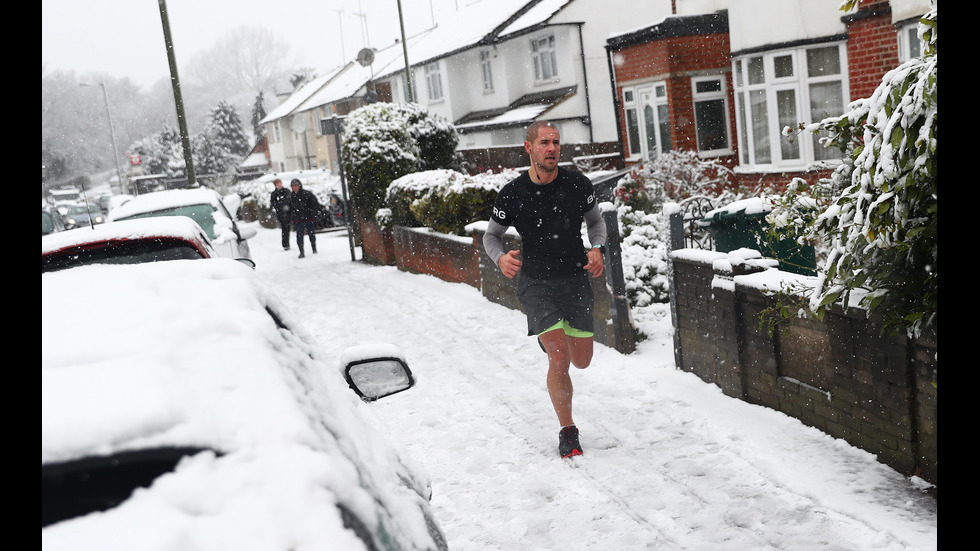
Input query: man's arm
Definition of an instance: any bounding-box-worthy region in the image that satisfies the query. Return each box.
[483,220,522,279]
[584,205,606,248]
[583,206,606,278]
[482,219,507,267]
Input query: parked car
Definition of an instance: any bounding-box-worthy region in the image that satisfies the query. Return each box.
[63,202,106,228]
[42,204,68,236]
[41,259,448,550]
[41,217,231,273]
[108,188,257,265]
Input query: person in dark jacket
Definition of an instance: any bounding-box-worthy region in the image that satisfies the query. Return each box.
[270,179,292,250]
[289,179,321,258]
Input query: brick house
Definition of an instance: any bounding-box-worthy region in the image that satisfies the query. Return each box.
[605,0,931,190]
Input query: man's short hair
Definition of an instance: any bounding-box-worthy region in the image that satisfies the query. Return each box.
[526,120,558,143]
[273,178,282,185]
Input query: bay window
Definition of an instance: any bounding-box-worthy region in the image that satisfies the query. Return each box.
[733,42,847,169]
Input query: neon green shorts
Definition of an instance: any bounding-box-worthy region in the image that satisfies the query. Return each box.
[539,319,594,338]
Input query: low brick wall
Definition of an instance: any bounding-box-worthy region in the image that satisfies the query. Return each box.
[670,249,938,487]
[392,226,482,288]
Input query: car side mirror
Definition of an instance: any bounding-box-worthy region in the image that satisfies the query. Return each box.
[238,226,257,240]
[341,344,415,401]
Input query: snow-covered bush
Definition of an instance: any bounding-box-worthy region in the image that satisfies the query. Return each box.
[613,150,748,307]
[766,5,937,337]
[341,103,459,224]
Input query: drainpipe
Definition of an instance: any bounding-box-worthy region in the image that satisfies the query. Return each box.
[576,24,593,143]
[605,42,626,167]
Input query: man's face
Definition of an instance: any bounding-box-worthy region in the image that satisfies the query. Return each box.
[525,126,560,172]
[274,181,282,189]
[291,184,300,192]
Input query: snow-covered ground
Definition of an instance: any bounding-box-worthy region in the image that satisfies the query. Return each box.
[249,222,937,551]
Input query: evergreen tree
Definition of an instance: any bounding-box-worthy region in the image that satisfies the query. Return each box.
[207,101,250,158]
[251,91,267,138]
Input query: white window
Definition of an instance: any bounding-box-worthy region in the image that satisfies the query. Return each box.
[897,20,923,62]
[732,42,847,169]
[622,89,641,157]
[531,34,558,81]
[273,121,282,143]
[425,62,443,102]
[691,76,732,156]
[622,83,670,161]
[480,49,494,93]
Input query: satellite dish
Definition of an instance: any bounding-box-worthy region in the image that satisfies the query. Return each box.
[356,48,375,66]
[292,114,307,132]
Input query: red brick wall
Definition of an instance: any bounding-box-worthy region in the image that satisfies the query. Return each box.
[845,6,900,100]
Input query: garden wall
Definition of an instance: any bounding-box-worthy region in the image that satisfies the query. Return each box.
[670,249,938,487]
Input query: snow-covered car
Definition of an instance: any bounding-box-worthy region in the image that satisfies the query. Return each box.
[41,258,448,550]
[41,217,224,273]
[108,188,257,265]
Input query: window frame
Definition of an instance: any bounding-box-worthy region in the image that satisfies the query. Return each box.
[480,49,494,93]
[896,20,923,62]
[732,41,848,171]
[530,33,559,82]
[621,82,670,162]
[425,61,444,102]
[690,75,733,157]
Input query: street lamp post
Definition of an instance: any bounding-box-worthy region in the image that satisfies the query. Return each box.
[80,81,125,194]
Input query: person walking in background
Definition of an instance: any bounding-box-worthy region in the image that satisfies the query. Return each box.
[289,179,321,259]
[270,178,292,250]
[482,121,606,459]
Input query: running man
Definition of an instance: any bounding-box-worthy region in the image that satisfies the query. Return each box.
[482,120,606,458]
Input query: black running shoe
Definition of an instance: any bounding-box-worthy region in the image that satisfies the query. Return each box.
[559,426,583,458]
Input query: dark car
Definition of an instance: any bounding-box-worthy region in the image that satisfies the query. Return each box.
[41,259,447,550]
[63,202,106,229]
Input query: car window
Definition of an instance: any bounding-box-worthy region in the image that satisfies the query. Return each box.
[116,204,218,239]
[42,238,208,273]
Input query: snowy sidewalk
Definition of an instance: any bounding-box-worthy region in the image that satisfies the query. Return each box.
[248,223,937,551]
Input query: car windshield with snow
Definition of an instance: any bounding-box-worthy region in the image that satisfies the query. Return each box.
[41,258,447,550]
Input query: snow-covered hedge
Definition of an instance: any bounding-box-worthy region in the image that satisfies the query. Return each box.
[341,103,459,223]
[386,169,519,235]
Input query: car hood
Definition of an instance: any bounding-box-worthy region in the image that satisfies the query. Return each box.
[42,260,440,550]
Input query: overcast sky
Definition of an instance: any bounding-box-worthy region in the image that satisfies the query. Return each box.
[42,0,472,90]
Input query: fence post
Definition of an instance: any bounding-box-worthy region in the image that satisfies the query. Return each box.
[601,209,636,353]
[667,205,684,370]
